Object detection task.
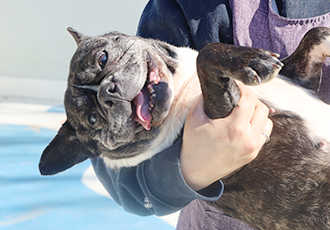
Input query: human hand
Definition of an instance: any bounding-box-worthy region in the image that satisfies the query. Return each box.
[180,82,273,191]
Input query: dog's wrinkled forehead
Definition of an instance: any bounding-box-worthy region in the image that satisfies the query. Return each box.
[68,31,141,85]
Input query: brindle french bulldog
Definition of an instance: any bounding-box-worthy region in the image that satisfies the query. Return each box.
[39,27,330,229]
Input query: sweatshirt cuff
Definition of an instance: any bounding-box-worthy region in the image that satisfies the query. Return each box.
[137,139,223,215]
[176,149,224,201]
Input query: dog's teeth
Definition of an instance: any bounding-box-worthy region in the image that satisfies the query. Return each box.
[149,101,154,111]
[149,87,155,94]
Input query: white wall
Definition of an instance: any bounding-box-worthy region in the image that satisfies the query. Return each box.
[0,0,148,102]
[0,0,148,81]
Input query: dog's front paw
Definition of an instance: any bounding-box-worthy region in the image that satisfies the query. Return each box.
[198,43,283,86]
[238,48,283,85]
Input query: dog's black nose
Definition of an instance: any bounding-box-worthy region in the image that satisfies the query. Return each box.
[98,79,119,109]
[106,81,116,94]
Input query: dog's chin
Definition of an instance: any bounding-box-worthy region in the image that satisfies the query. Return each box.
[131,51,172,131]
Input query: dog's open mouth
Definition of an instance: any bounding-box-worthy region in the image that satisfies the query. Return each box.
[132,52,162,130]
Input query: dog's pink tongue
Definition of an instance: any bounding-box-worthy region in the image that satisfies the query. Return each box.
[134,90,151,130]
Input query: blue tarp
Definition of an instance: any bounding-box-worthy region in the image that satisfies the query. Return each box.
[0,124,173,230]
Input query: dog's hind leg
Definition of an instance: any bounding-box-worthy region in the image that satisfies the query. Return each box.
[197,43,283,119]
[280,27,330,91]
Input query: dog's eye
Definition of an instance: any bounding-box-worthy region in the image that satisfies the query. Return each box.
[88,112,97,125]
[98,51,108,69]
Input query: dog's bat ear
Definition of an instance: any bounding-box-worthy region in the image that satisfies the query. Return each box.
[39,121,95,175]
[67,27,85,45]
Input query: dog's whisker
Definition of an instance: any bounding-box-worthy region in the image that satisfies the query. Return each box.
[70,84,99,93]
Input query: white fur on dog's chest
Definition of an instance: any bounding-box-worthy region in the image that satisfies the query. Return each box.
[250,76,330,144]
